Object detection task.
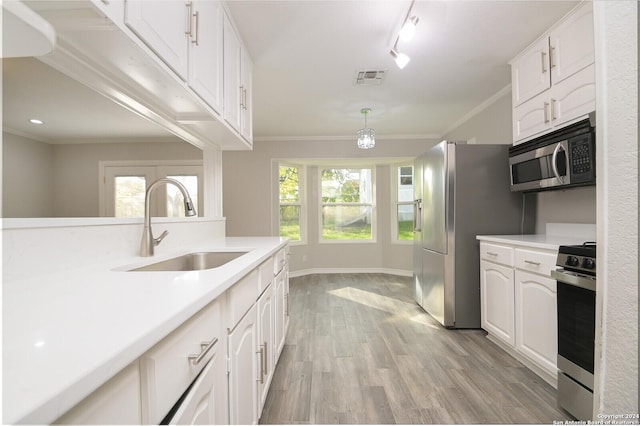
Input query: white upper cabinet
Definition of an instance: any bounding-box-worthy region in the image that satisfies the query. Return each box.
[125,0,224,114]
[223,11,253,145]
[223,12,242,134]
[510,2,594,144]
[548,3,595,86]
[125,1,189,80]
[512,37,552,107]
[188,0,224,114]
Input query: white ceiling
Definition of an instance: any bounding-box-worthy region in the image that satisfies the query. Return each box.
[2,0,579,144]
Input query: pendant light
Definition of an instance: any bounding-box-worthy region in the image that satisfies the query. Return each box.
[357,108,375,149]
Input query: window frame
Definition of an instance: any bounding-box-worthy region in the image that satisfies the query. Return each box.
[392,163,415,244]
[318,166,376,244]
[99,160,203,218]
[276,162,306,245]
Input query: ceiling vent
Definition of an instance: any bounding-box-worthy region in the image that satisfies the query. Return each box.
[354,69,386,86]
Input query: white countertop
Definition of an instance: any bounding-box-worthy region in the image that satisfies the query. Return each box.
[2,236,288,424]
[476,234,595,251]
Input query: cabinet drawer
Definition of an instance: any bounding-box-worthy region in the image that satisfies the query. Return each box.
[140,300,222,425]
[258,257,274,295]
[226,269,258,330]
[515,248,557,277]
[480,242,514,267]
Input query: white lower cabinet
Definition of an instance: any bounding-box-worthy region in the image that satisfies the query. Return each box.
[480,260,515,346]
[515,269,558,375]
[479,240,559,386]
[274,266,289,360]
[228,303,259,425]
[168,350,227,425]
[52,244,289,425]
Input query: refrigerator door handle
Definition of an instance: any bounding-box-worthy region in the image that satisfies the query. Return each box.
[414,199,422,232]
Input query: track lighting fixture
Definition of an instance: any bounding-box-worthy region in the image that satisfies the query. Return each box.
[389,0,419,69]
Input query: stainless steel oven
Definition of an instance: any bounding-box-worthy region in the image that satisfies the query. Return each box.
[551,243,596,420]
[509,116,596,193]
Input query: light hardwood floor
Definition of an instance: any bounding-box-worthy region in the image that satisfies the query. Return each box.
[260,273,570,424]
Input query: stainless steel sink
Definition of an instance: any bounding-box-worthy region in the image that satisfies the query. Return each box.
[128,251,249,272]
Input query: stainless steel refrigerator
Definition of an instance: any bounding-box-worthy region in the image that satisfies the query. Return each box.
[413,141,531,328]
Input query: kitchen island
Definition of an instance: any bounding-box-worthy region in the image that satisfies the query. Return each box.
[3,232,288,424]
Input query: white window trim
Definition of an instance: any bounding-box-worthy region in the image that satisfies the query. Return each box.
[392,163,414,244]
[99,160,203,217]
[274,161,307,245]
[318,166,377,244]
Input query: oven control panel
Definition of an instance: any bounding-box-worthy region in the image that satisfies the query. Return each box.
[557,253,596,275]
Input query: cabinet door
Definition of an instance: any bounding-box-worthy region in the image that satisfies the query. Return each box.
[223,12,242,133]
[274,268,286,361]
[125,1,189,80]
[515,269,557,375]
[228,303,258,425]
[511,36,551,107]
[549,63,595,128]
[169,342,228,425]
[189,0,224,113]
[513,91,553,144]
[257,285,274,413]
[549,2,594,85]
[480,260,515,345]
[240,46,253,143]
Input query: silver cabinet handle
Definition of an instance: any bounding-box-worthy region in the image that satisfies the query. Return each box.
[551,98,557,121]
[191,10,199,46]
[543,101,550,123]
[541,51,547,73]
[486,252,498,256]
[239,85,244,109]
[550,46,556,68]
[524,260,541,266]
[256,344,265,384]
[262,341,268,376]
[185,2,193,36]
[188,337,218,365]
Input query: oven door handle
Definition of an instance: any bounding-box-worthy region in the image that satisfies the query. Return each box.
[552,269,596,291]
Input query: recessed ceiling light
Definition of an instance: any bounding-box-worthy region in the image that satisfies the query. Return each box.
[29,119,44,125]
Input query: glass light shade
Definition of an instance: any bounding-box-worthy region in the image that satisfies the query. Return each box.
[357,128,375,149]
[394,51,410,69]
[399,16,418,42]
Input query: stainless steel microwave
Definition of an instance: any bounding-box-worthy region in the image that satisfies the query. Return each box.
[509,117,596,192]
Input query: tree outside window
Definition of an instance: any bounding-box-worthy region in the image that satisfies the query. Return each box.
[279,165,301,241]
[321,168,374,240]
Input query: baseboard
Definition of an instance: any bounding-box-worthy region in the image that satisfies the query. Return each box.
[486,334,558,389]
[288,268,412,279]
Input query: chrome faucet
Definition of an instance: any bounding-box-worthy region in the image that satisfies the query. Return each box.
[140,178,197,257]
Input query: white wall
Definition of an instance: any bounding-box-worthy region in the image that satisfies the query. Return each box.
[442,90,513,145]
[222,137,435,274]
[3,132,54,217]
[2,135,202,218]
[593,1,638,417]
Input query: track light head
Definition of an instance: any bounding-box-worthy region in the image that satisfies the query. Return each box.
[390,49,410,70]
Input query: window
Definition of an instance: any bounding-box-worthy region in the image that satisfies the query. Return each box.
[394,164,414,242]
[278,165,303,241]
[100,161,203,218]
[320,168,374,241]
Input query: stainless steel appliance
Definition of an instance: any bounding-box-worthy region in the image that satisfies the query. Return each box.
[551,243,597,420]
[509,116,596,193]
[413,141,530,328]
